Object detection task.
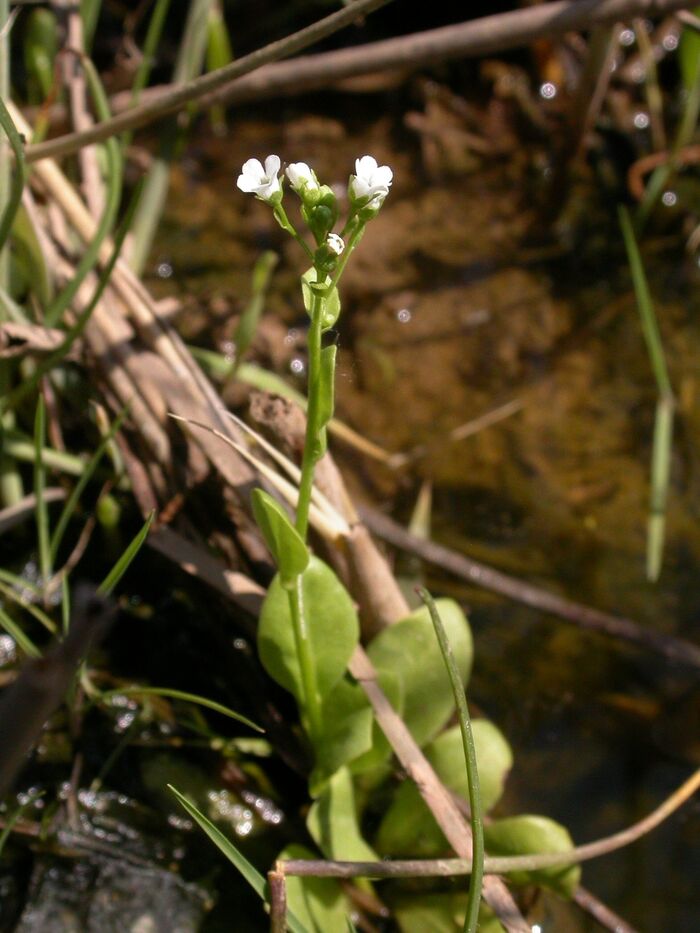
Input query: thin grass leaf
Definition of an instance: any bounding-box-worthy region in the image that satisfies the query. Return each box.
[418,587,483,933]
[129,0,172,107]
[205,0,234,131]
[128,0,212,274]
[619,206,675,580]
[61,575,70,637]
[97,510,154,595]
[2,434,86,476]
[647,396,674,581]
[0,793,41,855]
[0,97,27,250]
[44,57,122,327]
[0,604,40,658]
[0,568,40,595]
[2,180,142,414]
[99,685,263,732]
[33,396,51,585]
[80,0,102,51]
[232,251,278,373]
[0,580,57,634]
[169,785,310,933]
[50,406,129,563]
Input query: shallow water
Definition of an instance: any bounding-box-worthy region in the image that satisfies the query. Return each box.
[141,88,700,929]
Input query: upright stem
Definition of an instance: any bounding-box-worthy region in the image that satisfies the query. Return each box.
[294,283,324,540]
[287,577,321,740]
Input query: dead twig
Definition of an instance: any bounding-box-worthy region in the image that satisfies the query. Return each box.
[25,0,397,163]
[574,886,639,933]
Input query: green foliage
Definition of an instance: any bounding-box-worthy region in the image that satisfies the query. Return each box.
[315,344,337,459]
[23,8,58,102]
[375,720,513,857]
[257,556,359,704]
[679,8,700,90]
[367,598,473,746]
[311,676,374,793]
[301,268,341,330]
[282,845,348,933]
[307,766,376,861]
[252,488,309,587]
[98,510,154,595]
[484,815,580,897]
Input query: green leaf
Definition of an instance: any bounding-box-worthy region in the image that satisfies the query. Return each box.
[367,599,472,746]
[169,785,309,933]
[393,891,468,933]
[375,720,512,857]
[98,510,154,595]
[311,676,374,794]
[484,815,580,898]
[258,556,359,704]
[251,489,309,587]
[314,344,337,460]
[307,766,376,862]
[99,685,263,732]
[349,667,403,774]
[679,8,700,90]
[281,844,348,933]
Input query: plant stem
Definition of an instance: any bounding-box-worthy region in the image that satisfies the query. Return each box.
[287,577,321,741]
[294,284,324,540]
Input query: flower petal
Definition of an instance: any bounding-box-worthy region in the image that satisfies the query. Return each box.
[264,154,281,177]
[355,155,378,178]
[241,158,264,179]
[372,165,393,188]
[237,173,261,192]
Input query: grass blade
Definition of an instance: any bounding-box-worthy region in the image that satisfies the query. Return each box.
[44,57,122,327]
[232,251,278,373]
[2,180,142,415]
[50,405,129,563]
[169,784,310,933]
[418,587,483,933]
[99,685,263,732]
[0,604,40,658]
[97,510,154,595]
[619,205,675,580]
[0,97,27,250]
[33,396,51,586]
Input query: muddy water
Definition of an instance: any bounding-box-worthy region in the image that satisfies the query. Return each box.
[152,104,700,930]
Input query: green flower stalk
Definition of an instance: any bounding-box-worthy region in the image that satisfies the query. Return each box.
[237,152,392,744]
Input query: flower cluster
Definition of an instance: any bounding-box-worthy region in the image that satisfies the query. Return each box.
[237,153,392,304]
[237,154,392,215]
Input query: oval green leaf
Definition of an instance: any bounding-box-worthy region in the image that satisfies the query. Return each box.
[258,556,359,703]
[251,488,309,586]
[367,598,473,747]
[484,814,581,898]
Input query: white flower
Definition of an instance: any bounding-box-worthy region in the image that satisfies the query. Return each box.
[237,155,281,201]
[349,155,393,207]
[326,233,345,256]
[286,162,319,193]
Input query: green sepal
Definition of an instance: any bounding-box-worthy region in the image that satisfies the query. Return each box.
[251,488,309,587]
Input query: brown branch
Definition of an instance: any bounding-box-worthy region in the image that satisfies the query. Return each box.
[358,505,700,671]
[348,647,530,933]
[112,0,700,121]
[24,0,396,163]
[267,869,287,933]
[24,0,699,163]
[280,764,700,877]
